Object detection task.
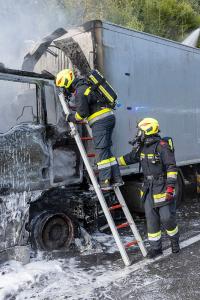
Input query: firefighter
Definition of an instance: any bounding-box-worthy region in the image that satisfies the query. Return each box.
[56,69,123,190]
[118,118,180,258]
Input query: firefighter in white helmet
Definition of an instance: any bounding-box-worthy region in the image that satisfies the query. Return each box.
[118,118,180,258]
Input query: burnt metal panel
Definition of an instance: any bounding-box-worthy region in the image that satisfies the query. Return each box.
[0,124,50,194]
[22,25,94,77]
[0,68,55,81]
[54,36,91,75]
[22,28,67,72]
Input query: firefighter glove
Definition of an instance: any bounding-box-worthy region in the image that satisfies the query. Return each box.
[166,186,175,200]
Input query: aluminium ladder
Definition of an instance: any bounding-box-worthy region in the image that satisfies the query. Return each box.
[58,91,147,266]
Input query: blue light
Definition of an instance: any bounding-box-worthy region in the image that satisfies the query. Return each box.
[117,103,122,108]
[116,104,148,111]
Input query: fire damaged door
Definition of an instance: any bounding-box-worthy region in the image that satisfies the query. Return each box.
[44,84,82,186]
[0,74,50,195]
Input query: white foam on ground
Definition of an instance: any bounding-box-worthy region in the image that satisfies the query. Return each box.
[0,233,200,300]
[0,260,63,299]
[93,231,141,253]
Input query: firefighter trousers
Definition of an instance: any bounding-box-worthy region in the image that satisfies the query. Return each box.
[91,115,121,182]
[144,191,179,250]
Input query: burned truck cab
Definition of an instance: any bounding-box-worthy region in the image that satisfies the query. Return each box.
[0,66,96,260]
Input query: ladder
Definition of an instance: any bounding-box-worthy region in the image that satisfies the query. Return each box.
[58,92,147,266]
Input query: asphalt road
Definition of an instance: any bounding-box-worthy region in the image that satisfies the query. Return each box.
[1,188,200,300]
[93,239,200,300]
[93,188,200,300]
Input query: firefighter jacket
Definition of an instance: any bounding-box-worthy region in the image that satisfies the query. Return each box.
[118,135,178,208]
[72,78,113,126]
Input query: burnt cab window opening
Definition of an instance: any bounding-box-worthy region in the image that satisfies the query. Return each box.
[0,80,38,133]
[44,85,57,125]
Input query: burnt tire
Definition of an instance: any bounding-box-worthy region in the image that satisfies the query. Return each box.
[120,179,144,214]
[30,211,74,251]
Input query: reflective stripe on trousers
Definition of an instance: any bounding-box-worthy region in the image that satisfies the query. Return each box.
[167,171,178,180]
[97,157,118,170]
[148,231,161,241]
[144,191,178,250]
[166,226,178,237]
[148,226,178,241]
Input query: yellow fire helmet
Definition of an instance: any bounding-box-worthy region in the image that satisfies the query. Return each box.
[137,117,159,136]
[56,69,75,89]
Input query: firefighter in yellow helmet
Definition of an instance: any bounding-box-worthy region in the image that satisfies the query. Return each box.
[118,118,180,258]
[56,69,123,190]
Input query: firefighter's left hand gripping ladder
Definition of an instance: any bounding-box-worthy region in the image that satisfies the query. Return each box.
[58,92,147,266]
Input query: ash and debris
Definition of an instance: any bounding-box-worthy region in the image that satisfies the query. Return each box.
[0,188,200,300]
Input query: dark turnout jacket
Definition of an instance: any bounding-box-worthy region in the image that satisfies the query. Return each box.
[118,135,178,207]
[73,78,108,121]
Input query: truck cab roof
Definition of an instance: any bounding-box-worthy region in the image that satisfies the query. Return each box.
[0,64,55,82]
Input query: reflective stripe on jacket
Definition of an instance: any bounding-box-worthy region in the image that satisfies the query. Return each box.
[73,78,113,125]
[97,157,118,169]
[75,108,113,125]
[87,108,113,125]
[118,136,178,208]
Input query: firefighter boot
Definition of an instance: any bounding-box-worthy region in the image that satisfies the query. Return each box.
[100,179,112,191]
[147,248,163,259]
[171,238,180,253]
[112,177,124,188]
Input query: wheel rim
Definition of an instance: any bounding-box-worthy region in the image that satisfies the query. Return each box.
[33,212,74,250]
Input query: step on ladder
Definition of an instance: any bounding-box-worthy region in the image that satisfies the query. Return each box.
[58,92,147,266]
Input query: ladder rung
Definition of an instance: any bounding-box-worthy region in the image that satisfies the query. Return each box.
[81,137,93,141]
[109,204,122,211]
[116,222,129,229]
[125,240,138,248]
[87,153,96,157]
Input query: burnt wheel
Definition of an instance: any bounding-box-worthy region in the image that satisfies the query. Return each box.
[31,211,74,250]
